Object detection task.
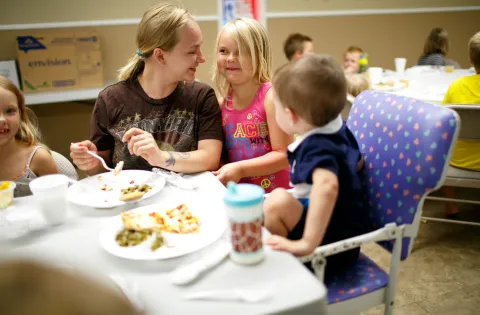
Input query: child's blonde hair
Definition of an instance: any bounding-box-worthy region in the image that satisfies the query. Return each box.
[346,74,370,97]
[0,76,42,146]
[344,46,364,56]
[118,3,195,81]
[469,31,480,71]
[0,260,139,315]
[273,54,346,127]
[423,27,449,56]
[212,17,272,97]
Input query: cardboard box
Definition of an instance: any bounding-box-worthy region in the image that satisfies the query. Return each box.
[0,60,20,89]
[16,30,103,93]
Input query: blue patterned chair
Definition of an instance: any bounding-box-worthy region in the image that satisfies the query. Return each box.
[299,91,459,315]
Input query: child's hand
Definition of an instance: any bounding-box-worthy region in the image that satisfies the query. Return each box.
[212,163,244,186]
[70,141,99,171]
[122,128,164,167]
[266,235,315,257]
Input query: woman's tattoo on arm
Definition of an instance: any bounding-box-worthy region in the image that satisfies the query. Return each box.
[164,152,190,167]
[165,152,176,167]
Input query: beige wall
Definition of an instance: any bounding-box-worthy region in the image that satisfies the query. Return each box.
[0,4,479,160]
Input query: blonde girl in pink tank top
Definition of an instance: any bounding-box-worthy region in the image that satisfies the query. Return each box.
[211,18,292,193]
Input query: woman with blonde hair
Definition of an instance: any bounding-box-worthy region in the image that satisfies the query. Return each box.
[211,18,292,193]
[70,4,223,175]
[0,76,57,196]
[417,27,459,68]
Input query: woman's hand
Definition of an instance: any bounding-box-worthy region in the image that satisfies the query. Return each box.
[122,128,165,167]
[70,141,99,171]
[212,163,245,186]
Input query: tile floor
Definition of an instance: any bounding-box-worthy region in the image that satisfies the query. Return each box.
[359,199,480,315]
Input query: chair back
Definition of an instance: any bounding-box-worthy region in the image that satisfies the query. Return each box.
[446,105,480,140]
[51,151,79,181]
[347,91,459,259]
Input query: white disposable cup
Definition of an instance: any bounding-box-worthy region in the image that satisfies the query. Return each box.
[368,67,383,85]
[29,174,69,225]
[395,58,407,76]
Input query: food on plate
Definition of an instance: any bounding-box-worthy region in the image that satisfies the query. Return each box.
[119,191,144,201]
[113,161,124,176]
[100,184,113,191]
[120,184,152,194]
[115,229,152,247]
[97,175,103,180]
[151,233,165,251]
[120,203,199,234]
[118,184,152,201]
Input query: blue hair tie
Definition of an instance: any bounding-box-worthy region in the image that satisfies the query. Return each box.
[136,50,142,57]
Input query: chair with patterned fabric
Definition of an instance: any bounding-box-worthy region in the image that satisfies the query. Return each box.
[298,91,459,315]
[51,151,79,181]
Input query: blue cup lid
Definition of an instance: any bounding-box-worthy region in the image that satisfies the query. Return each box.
[224,182,265,207]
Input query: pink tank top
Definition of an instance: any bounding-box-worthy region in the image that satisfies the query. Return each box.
[222,82,290,193]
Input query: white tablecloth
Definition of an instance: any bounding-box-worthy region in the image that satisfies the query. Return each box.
[1,172,327,315]
[381,68,476,104]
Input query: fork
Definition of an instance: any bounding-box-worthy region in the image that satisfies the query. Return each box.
[183,289,272,303]
[86,150,114,171]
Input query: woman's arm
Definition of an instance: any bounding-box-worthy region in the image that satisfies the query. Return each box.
[122,128,222,173]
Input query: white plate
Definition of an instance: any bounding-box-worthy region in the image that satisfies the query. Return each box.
[98,201,227,260]
[67,170,165,209]
[372,81,408,92]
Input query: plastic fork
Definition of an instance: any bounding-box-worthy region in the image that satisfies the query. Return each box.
[86,150,114,171]
[183,289,272,303]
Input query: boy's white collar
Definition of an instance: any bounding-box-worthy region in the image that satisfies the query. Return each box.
[288,115,343,152]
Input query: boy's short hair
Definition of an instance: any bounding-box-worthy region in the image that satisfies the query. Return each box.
[344,46,364,56]
[283,33,312,61]
[0,260,138,315]
[469,31,480,70]
[346,74,370,97]
[273,54,346,127]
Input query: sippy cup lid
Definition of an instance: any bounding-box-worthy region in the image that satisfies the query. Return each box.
[224,181,265,207]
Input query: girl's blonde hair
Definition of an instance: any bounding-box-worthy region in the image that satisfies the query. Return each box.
[346,73,370,97]
[212,18,272,97]
[0,75,42,146]
[423,27,449,56]
[118,4,195,81]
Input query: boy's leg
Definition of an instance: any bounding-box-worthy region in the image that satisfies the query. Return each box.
[443,186,459,217]
[263,188,304,237]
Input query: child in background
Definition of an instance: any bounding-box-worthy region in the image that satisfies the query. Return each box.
[0,260,139,315]
[417,27,460,68]
[264,54,369,277]
[343,46,365,75]
[342,73,371,120]
[212,18,292,194]
[283,33,314,61]
[441,30,480,217]
[0,76,57,197]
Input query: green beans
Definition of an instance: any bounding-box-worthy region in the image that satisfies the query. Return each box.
[115,229,152,247]
[115,229,164,251]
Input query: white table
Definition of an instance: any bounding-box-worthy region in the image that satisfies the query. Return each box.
[1,172,327,315]
[381,68,476,104]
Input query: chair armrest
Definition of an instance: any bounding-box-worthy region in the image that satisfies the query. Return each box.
[299,223,398,263]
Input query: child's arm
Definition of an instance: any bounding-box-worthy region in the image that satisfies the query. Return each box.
[267,168,339,256]
[30,148,58,176]
[214,89,293,184]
